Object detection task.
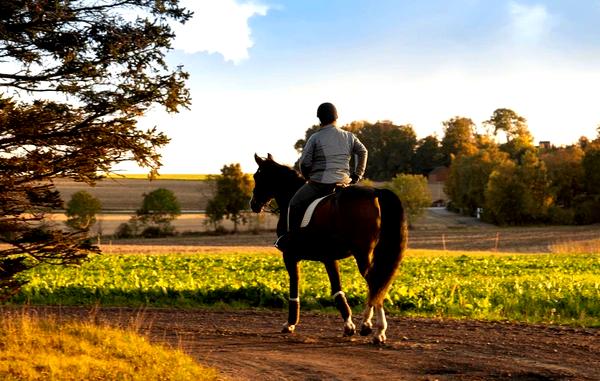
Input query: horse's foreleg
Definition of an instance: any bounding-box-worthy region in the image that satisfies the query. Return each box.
[372,304,388,344]
[325,260,355,336]
[283,254,300,333]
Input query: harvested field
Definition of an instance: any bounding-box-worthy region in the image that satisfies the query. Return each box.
[53,177,215,211]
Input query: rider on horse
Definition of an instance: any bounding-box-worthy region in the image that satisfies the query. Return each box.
[275,102,368,251]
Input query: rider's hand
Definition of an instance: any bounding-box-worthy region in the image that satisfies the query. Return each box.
[350,174,359,184]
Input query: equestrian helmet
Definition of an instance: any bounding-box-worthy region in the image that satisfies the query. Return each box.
[316,102,338,124]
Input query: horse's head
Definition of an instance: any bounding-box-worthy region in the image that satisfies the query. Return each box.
[251,153,305,213]
[250,153,278,213]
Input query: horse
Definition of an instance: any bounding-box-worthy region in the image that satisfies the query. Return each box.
[250,154,408,344]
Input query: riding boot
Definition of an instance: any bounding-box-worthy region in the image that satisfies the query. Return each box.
[274,233,293,252]
[274,203,304,252]
[275,228,313,252]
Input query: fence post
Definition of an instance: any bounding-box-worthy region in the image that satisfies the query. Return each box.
[442,234,447,251]
[494,232,500,251]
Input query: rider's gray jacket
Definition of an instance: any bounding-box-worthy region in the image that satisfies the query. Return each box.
[298,124,368,184]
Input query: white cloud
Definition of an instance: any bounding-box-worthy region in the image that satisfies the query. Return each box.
[508,1,553,43]
[172,0,269,64]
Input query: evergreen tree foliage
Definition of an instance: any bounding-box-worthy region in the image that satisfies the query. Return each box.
[0,0,191,299]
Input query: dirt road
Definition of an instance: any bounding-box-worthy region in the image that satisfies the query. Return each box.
[35,307,600,381]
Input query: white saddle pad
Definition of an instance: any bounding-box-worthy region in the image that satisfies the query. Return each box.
[287,195,330,231]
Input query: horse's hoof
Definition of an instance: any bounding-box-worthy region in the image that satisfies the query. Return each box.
[343,326,356,337]
[281,323,295,334]
[359,324,373,336]
[372,334,386,345]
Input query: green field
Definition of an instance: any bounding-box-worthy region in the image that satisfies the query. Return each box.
[13,250,600,327]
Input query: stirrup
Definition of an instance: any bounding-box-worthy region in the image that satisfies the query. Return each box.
[274,234,289,251]
[274,235,283,249]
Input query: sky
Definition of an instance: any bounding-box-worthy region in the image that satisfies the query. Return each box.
[113,0,600,174]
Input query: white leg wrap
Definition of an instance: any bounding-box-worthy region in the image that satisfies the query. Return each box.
[289,297,299,302]
[332,290,345,299]
[373,306,388,344]
[282,322,296,333]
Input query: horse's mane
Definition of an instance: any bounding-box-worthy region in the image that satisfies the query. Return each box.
[267,159,305,184]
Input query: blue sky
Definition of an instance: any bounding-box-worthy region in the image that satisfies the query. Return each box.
[119,0,600,174]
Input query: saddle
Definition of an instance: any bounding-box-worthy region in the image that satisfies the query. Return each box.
[299,194,331,228]
[290,185,347,230]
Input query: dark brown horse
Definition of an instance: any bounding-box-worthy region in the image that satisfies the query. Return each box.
[250,154,408,343]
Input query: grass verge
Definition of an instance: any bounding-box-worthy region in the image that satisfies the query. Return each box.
[0,311,219,381]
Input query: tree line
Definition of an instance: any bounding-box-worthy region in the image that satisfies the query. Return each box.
[295,108,600,225]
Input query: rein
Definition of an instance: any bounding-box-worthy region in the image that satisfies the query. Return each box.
[264,200,280,214]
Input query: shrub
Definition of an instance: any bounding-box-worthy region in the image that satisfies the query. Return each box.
[65,191,102,231]
[205,164,253,233]
[547,206,576,225]
[114,223,134,239]
[386,174,432,225]
[141,225,175,238]
[137,188,181,225]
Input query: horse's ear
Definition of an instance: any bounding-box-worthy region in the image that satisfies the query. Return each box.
[267,153,273,161]
[254,153,263,165]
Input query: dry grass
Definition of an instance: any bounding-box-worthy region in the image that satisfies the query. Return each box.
[0,310,219,381]
[550,238,600,254]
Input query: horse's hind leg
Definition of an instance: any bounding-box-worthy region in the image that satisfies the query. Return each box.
[324,260,355,336]
[354,252,375,337]
[283,254,300,333]
[359,304,374,336]
[359,303,387,343]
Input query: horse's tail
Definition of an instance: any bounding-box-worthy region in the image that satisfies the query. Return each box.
[367,188,408,306]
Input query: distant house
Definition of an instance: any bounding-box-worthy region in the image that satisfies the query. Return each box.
[538,141,551,149]
[427,166,450,206]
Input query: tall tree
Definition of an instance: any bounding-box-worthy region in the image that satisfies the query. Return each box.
[0,1,191,299]
[412,134,444,175]
[582,144,600,196]
[484,108,534,161]
[444,145,510,216]
[540,146,585,208]
[440,116,477,166]
[352,121,417,180]
[485,151,551,225]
